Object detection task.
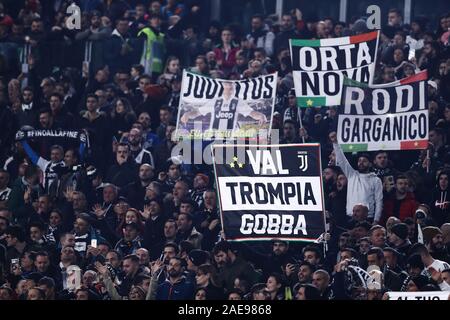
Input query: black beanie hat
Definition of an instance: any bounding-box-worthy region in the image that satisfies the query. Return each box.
[188,250,210,267]
[391,223,408,240]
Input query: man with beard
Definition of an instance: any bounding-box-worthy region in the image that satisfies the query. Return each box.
[123,164,154,210]
[148,256,195,300]
[213,241,261,292]
[16,87,38,128]
[127,128,155,168]
[246,14,275,57]
[191,173,209,209]
[423,227,450,263]
[322,166,339,200]
[262,240,296,279]
[106,143,139,188]
[372,151,399,192]
[274,13,298,55]
[136,112,159,149]
[334,143,383,225]
[382,175,419,224]
[72,213,96,258]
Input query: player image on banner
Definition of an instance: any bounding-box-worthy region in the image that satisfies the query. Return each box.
[290,30,379,107]
[337,71,428,152]
[212,143,326,242]
[175,71,277,140]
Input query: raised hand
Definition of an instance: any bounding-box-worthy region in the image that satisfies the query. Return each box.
[95,261,110,278]
[150,260,164,276]
[23,186,32,203]
[140,205,151,220]
[64,186,75,201]
[92,204,106,219]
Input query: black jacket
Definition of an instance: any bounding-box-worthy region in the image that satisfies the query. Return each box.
[143,214,168,259]
[122,180,147,210]
[106,159,139,188]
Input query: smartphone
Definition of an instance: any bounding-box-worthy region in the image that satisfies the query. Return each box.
[91,239,97,248]
[11,258,20,272]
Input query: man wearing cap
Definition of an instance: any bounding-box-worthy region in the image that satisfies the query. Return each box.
[333,142,383,225]
[186,249,210,274]
[114,222,143,257]
[422,226,450,263]
[388,223,411,257]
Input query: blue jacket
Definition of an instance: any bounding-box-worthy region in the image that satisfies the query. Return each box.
[156,276,195,300]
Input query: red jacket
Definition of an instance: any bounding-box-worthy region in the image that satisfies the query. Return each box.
[213,46,239,74]
[382,192,419,224]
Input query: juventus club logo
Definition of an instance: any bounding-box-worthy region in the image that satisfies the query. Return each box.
[297,151,308,172]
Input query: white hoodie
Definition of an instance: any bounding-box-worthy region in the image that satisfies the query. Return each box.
[333,143,383,222]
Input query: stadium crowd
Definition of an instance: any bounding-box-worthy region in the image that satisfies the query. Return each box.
[0,0,449,300]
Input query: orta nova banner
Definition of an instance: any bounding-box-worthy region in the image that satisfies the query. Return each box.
[290,30,379,107]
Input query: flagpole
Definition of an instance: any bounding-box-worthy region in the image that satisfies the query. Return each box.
[298,107,305,143]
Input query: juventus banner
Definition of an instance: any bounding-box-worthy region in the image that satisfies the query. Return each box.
[337,71,428,152]
[212,143,326,242]
[175,70,277,140]
[290,31,379,107]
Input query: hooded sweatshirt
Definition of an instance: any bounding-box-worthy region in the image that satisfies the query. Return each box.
[430,171,450,226]
[333,143,383,222]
